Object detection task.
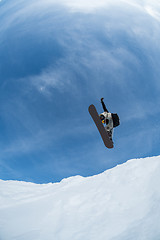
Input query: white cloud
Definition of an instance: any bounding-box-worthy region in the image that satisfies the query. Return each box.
[145,6,160,22]
[48,0,144,13]
[58,0,111,13]
[46,0,159,14]
[25,61,75,97]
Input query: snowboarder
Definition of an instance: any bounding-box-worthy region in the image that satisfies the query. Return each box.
[99,98,120,141]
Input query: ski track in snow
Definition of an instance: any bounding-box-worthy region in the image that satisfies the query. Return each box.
[0,156,160,240]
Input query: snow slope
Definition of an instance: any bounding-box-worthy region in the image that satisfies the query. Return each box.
[0,156,160,240]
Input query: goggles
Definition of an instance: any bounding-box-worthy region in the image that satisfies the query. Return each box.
[99,114,105,123]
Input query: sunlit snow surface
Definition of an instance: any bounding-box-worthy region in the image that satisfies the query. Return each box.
[0,156,160,240]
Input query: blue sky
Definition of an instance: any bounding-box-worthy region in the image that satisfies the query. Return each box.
[0,0,160,183]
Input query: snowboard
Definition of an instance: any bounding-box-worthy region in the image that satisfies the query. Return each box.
[88,104,114,149]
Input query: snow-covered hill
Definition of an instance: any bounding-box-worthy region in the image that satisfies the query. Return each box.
[0,156,160,240]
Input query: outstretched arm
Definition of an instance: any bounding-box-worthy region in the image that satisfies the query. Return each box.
[101,98,109,112]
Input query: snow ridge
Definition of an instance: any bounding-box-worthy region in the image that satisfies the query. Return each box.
[0,156,160,240]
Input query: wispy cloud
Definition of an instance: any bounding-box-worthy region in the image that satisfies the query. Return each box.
[26,64,72,96]
[145,7,160,22]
